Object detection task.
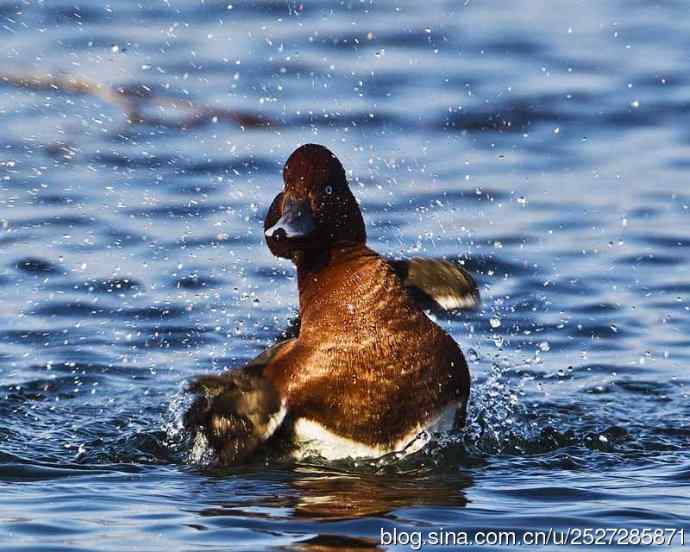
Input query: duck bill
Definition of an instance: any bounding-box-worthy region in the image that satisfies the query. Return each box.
[264,197,315,241]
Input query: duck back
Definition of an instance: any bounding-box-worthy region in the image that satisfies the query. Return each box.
[265,244,469,451]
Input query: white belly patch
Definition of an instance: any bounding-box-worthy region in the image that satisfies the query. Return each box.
[291,402,460,461]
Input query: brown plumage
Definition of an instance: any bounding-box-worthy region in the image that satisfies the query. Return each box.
[264,244,469,448]
[186,144,474,464]
[390,258,480,311]
[184,369,282,465]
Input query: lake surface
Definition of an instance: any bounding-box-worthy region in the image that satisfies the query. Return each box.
[1,0,689,550]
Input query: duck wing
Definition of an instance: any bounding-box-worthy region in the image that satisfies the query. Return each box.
[184,341,295,465]
[388,258,480,311]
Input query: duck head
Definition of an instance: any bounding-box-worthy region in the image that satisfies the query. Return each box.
[264,144,366,262]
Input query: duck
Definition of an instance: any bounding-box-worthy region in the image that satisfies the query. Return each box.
[184,144,477,465]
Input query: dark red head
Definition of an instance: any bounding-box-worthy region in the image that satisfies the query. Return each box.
[264,144,366,260]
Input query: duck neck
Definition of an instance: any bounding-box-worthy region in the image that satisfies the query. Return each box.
[295,243,368,318]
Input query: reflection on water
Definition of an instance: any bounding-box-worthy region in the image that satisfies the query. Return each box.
[290,467,470,520]
[198,463,471,521]
[189,462,470,550]
[293,534,381,552]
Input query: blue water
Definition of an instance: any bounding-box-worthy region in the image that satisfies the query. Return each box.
[1,0,689,550]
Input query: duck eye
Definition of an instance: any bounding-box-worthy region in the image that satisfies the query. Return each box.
[324,185,333,195]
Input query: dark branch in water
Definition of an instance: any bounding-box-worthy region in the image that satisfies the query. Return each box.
[0,72,276,130]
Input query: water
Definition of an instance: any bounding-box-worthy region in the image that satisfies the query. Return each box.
[1,0,689,549]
